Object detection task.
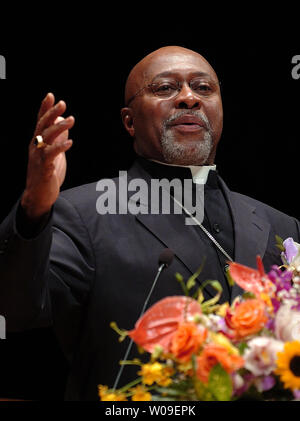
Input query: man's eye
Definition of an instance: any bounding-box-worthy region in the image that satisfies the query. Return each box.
[154,84,177,95]
[192,83,213,94]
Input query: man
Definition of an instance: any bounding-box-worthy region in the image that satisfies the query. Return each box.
[0,46,299,400]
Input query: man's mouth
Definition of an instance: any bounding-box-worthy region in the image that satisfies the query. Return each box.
[169,115,206,133]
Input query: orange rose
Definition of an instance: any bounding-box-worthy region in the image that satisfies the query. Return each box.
[196,344,244,383]
[169,322,207,362]
[225,299,267,339]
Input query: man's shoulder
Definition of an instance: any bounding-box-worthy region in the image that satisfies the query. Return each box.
[60,175,122,200]
[56,174,125,216]
[231,189,298,223]
[60,181,99,204]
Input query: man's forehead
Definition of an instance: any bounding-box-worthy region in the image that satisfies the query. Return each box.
[124,46,218,104]
[142,50,217,82]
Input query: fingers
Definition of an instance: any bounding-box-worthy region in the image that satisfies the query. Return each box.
[35,99,67,137]
[37,92,55,121]
[41,116,75,145]
[32,93,75,146]
[31,94,75,165]
[43,138,73,163]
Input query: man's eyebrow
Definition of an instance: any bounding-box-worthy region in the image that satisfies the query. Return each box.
[152,71,215,80]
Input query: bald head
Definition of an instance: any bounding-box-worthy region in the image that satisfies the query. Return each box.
[124,46,219,106]
[121,45,223,165]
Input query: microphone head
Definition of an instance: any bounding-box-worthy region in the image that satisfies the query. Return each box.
[158,248,174,268]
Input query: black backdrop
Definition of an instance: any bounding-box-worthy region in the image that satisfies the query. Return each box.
[0,27,300,400]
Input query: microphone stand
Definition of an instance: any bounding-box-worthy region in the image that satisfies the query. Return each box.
[112,262,166,391]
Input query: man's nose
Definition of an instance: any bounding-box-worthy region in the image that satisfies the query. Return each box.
[173,84,202,109]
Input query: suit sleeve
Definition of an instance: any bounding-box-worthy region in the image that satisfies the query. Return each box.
[0,195,95,360]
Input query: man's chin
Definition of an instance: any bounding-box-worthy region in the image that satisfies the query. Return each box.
[161,130,213,166]
[161,141,213,166]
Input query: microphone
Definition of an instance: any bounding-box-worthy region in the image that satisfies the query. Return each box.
[158,248,174,268]
[113,248,174,390]
[139,248,174,317]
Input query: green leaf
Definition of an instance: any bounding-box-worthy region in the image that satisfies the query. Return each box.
[200,281,223,313]
[242,291,256,300]
[186,258,206,291]
[195,289,204,304]
[193,378,214,401]
[151,395,177,401]
[210,280,223,292]
[154,387,186,397]
[199,279,223,293]
[137,345,145,354]
[275,234,284,246]
[151,345,163,360]
[275,235,285,252]
[154,379,194,400]
[110,322,128,342]
[225,268,235,287]
[186,277,196,290]
[236,342,248,355]
[118,377,142,393]
[175,272,184,282]
[175,272,189,296]
[191,354,197,373]
[208,364,233,401]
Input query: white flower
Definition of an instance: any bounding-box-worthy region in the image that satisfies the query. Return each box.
[244,337,284,376]
[206,314,226,332]
[274,302,300,342]
[232,373,244,390]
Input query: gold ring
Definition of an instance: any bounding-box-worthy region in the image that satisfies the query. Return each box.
[34,135,46,149]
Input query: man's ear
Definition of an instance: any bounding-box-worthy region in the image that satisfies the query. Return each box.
[120,107,135,137]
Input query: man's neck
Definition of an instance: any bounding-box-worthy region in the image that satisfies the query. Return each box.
[148,158,216,185]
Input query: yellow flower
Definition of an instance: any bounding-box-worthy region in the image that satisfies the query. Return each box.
[260,292,274,313]
[275,341,300,390]
[130,385,152,401]
[138,362,163,385]
[98,385,127,401]
[210,332,240,356]
[138,362,173,386]
[157,366,174,387]
[216,302,229,317]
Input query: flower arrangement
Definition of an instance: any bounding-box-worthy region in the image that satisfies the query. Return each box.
[98,236,300,401]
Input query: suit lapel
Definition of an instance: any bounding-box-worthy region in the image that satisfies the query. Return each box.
[218,178,271,301]
[128,161,217,297]
[135,212,216,298]
[128,161,271,302]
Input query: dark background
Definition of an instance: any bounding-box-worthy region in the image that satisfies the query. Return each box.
[0,25,299,400]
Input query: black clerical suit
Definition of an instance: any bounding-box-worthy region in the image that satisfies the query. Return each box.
[0,157,299,400]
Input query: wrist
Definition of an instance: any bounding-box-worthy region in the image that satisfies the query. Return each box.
[21,191,51,221]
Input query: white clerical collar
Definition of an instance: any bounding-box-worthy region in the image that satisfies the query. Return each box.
[149,159,216,185]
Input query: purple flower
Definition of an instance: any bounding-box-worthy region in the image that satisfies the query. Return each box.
[293,390,300,400]
[232,373,253,397]
[268,266,293,288]
[265,316,275,332]
[254,375,276,392]
[282,238,299,265]
[268,266,293,300]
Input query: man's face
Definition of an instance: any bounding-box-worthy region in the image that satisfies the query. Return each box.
[122,48,223,166]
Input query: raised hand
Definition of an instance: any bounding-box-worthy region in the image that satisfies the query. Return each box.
[21,93,75,220]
